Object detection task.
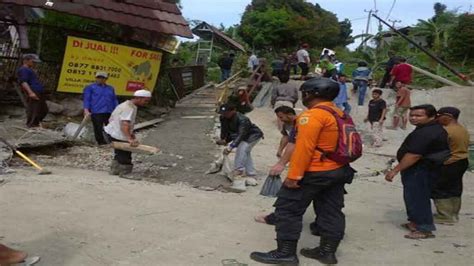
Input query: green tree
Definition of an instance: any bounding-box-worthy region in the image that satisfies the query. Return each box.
[412,9,457,55]
[433,2,447,19]
[337,19,354,46]
[448,14,474,62]
[238,0,349,51]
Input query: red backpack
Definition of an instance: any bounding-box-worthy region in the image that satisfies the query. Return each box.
[315,105,363,165]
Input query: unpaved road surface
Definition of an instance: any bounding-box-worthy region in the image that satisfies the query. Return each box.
[1,83,473,265]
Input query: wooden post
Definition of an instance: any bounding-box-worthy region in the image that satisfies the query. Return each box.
[409,64,462,87]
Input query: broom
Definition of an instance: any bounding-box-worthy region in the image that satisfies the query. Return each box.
[260,175,282,197]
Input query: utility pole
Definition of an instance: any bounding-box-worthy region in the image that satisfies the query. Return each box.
[363,9,377,49]
[388,19,401,28]
[372,13,474,85]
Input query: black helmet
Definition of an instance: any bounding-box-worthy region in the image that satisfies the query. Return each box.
[300,77,340,101]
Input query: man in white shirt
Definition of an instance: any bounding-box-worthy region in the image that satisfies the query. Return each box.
[247,51,259,71]
[105,89,151,178]
[297,43,311,80]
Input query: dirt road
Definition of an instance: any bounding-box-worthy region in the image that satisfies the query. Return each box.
[1,83,473,265]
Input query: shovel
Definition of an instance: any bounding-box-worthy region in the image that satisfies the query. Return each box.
[0,137,52,175]
[260,175,282,197]
[70,114,90,140]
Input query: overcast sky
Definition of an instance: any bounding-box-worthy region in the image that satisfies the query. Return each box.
[180,0,473,48]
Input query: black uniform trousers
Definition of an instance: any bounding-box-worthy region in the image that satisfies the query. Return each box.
[432,159,469,199]
[91,113,111,145]
[26,93,48,128]
[274,165,354,241]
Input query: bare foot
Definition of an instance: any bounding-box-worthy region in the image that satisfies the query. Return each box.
[254,214,268,224]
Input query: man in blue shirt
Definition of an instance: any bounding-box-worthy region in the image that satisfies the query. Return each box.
[83,72,118,145]
[334,74,351,114]
[18,54,48,128]
[352,61,372,106]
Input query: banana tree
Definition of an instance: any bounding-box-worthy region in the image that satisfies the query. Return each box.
[411,12,458,55]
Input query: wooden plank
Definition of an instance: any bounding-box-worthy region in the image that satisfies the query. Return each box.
[215,70,243,89]
[133,118,165,131]
[111,142,160,155]
[181,115,214,119]
[177,83,214,103]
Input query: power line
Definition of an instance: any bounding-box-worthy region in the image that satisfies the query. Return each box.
[378,10,402,22]
[349,16,368,22]
[386,0,397,20]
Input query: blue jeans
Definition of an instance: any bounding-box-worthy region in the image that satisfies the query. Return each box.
[401,164,438,232]
[221,68,231,81]
[336,102,352,115]
[353,80,368,106]
[234,139,260,175]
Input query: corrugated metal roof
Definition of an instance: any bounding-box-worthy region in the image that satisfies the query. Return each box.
[0,0,193,38]
[192,22,245,52]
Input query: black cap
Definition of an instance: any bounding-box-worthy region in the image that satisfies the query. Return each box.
[438,107,460,119]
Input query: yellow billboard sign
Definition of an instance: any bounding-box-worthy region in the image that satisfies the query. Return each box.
[57,36,162,96]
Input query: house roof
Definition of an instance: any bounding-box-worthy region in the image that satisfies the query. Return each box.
[192,22,245,52]
[0,0,193,38]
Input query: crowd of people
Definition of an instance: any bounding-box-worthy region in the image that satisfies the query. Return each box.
[216,48,469,265]
[2,48,469,265]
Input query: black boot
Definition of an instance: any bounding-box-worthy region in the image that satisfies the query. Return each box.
[250,240,299,265]
[300,237,340,265]
[309,221,321,236]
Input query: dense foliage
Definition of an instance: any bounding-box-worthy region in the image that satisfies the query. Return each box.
[448,14,474,62]
[238,0,352,51]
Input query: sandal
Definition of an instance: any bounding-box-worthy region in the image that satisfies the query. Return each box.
[404,231,435,239]
[401,222,417,232]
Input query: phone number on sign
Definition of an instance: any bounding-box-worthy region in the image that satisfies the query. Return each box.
[65,68,121,79]
[67,62,122,73]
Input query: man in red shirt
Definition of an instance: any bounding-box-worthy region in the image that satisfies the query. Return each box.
[389,57,412,86]
[391,81,411,130]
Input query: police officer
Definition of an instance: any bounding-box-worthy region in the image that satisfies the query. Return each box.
[250,78,355,265]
